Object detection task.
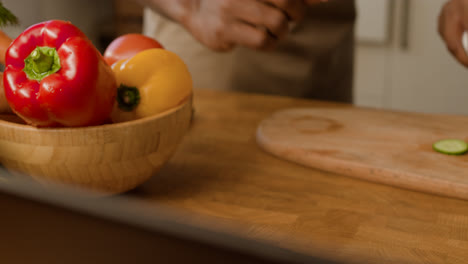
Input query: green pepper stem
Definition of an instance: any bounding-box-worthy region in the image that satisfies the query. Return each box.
[24,46,61,81]
[117,85,141,112]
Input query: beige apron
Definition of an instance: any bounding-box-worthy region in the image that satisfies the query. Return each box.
[143,0,356,103]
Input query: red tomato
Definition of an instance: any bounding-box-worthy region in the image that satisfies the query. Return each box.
[103,33,164,66]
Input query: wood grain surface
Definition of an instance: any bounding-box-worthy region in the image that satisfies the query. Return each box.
[129,89,468,264]
[256,107,468,200]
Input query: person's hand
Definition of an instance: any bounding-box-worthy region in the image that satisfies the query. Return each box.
[179,0,311,51]
[304,0,328,4]
[141,0,327,51]
[439,0,468,67]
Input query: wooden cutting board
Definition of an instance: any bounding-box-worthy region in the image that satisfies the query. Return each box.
[256,106,468,200]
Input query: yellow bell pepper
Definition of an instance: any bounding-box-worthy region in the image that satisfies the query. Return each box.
[110,48,193,123]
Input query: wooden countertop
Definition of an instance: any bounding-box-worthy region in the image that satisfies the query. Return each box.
[128,88,468,264]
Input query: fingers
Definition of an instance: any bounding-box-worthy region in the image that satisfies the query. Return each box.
[439,0,468,67]
[304,0,328,4]
[227,21,277,50]
[458,0,468,29]
[185,0,307,51]
[230,0,290,40]
[260,0,308,21]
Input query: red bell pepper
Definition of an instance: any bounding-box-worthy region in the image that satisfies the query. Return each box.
[3,20,116,127]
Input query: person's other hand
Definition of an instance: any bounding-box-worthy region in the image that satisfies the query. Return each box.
[180,0,309,51]
[439,0,468,67]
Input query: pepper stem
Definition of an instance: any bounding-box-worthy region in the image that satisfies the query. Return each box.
[24,46,61,81]
[117,84,140,112]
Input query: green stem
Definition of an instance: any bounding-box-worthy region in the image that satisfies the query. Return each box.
[24,46,61,81]
[117,85,141,112]
[0,3,18,27]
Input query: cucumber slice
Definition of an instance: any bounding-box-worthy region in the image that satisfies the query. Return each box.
[433,139,468,155]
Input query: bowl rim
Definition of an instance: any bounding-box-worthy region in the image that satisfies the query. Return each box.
[0,95,192,133]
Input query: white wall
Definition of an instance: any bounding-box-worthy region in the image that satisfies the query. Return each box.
[354,0,468,115]
[353,0,392,108]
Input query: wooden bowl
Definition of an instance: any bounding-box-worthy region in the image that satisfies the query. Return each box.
[0,98,192,194]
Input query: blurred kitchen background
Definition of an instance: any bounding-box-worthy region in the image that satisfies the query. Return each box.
[2,0,468,115]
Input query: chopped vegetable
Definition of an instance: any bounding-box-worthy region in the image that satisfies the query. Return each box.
[432,139,468,155]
